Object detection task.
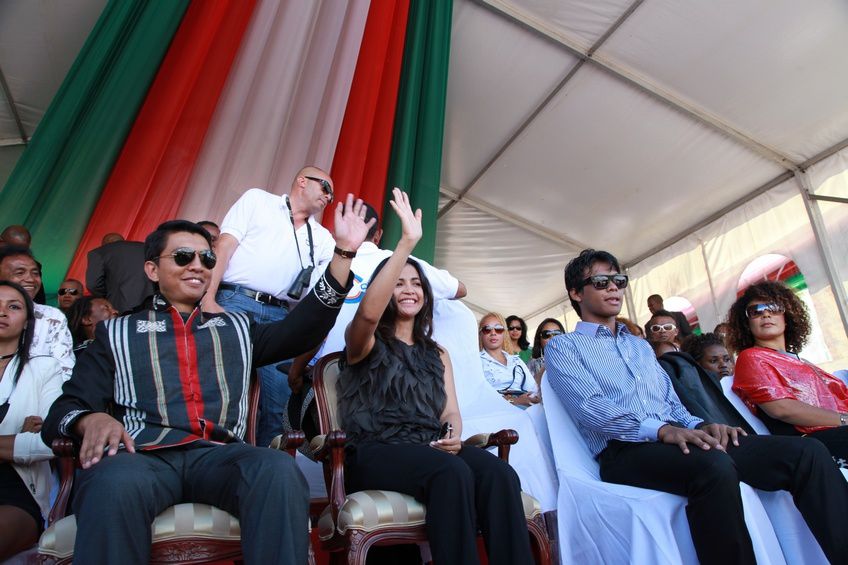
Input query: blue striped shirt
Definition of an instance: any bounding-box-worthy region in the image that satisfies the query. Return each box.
[545,321,702,457]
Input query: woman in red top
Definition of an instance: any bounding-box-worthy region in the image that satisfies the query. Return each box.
[729,281,848,465]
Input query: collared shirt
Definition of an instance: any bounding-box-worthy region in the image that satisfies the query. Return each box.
[545,321,702,457]
[479,349,537,394]
[221,188,335,299]
[32,304,74,380]
[314,242,460,359]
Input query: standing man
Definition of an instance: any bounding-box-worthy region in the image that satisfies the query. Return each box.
[57,278,84,314]
[86,233,154,313]
[205,166,336,447]
[0,246,74,379]
[645,294,692,338]
[42,202,371,564]
[545,249,848,565]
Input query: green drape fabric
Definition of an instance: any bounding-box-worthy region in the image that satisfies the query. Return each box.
[0,0,188,296]
[381,0,453,262]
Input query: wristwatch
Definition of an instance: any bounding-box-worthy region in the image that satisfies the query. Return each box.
[334,246,357,259]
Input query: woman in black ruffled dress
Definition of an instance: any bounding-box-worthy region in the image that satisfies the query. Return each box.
[337,189,532,565]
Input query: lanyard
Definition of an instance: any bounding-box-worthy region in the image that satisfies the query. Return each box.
[286,196,315,269]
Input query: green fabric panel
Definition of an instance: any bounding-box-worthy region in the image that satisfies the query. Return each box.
[381,0,452,263]
[0,0,188,297]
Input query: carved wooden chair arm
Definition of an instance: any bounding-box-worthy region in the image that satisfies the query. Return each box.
[463,429,519,462]
[313,430,347,528]
[48,438,78,525]
[269,430,305,457]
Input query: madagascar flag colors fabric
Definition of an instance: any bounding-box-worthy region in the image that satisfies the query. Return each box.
[0,0,453,298]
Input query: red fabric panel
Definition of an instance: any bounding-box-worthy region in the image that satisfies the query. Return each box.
[323,0,410,231]
[66,0,256,282]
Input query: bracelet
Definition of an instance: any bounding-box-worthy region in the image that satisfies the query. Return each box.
[334,246,357,259]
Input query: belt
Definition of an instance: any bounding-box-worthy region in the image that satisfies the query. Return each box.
[219,283,289,309]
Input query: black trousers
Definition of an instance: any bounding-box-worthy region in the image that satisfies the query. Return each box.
[600,434,848,565]
[807,426,848,467]
[346,442,533,565]
[71,442,309,565]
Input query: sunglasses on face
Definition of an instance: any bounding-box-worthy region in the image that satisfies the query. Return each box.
[745,302,785,319]
[304,176,334,202]
[650,323,676,333]
[580,274,629,290]
[508,326,522,332]
[156,247,217,269]
[541,329,563,339]
[480,324,505,335]
[57,288,80,296]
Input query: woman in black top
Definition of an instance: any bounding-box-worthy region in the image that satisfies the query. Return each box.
[338,189,532,565]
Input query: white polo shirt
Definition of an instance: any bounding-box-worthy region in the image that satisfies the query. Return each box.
[220,188,335,299]
[315,242,460,358]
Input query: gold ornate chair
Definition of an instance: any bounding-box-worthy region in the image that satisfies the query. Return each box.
[311,352,552,564]
[37,376,307,564]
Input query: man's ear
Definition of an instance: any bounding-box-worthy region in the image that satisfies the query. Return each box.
[144,261,159,283]
[568,287,583,306]
[372,228,383,245]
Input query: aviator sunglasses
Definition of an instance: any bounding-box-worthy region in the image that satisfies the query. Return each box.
[305,176,334,202]
[480,324,505,335]
[745,302,785,319]
[580,274,629,290]
[155,247,217,269]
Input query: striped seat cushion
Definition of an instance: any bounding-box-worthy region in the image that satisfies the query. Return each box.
[318,490,541,541]
[38,503,241,559]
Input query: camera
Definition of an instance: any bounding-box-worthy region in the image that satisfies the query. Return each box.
[287,266,314,300]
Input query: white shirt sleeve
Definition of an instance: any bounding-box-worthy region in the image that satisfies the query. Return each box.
[220,189,262,243]
[410,255,459,300]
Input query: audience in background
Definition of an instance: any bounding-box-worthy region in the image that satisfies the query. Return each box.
[616,316,644,338]
[86,233,154,314]
[56,279,83,314]
[479,312,538,407]
[0,225,31,248]
[528,318,565,388]
[713,322,731,345]
[66,296,118,354]
[647,309,682,353]
[644,294,692,338]
[682,333,734,378]
[0,281,64,560]
[506,315,531,361]
[729,281,848,465]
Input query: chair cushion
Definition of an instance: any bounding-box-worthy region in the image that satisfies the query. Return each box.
[318,490,541,541]
[38,503,241,559]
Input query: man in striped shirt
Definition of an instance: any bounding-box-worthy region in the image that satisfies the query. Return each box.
[43,199,374,565]
[545,249,756,564]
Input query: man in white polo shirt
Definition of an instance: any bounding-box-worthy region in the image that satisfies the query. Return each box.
[205,166,338,447]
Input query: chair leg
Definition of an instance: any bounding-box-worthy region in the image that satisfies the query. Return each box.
[347,531,370,565]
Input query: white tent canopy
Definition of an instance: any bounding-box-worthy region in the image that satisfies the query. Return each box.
[437,0,848,369]
[2,0,847,367]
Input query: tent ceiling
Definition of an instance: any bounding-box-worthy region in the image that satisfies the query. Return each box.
[437,0,848,321]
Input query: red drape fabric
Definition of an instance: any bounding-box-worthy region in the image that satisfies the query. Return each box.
[323,0,410,231]
[65,0,256,282]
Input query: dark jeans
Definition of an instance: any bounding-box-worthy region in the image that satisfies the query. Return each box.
[346,443,533,565]
[71,442,309,565]
[600,434,848,564]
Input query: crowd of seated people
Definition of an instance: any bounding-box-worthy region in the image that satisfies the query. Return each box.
[4,187,848,565]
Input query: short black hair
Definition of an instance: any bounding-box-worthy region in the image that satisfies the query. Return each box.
[197,220,219,230]
[363,202,381,242]
[563,249,622,317]
[647,294,663,302]
[144,220,213,262]
[681,332,726,362]
[648,309,676,325]
[0,244,35,267]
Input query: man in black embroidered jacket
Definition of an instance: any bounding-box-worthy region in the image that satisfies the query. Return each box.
[43,199,373,565]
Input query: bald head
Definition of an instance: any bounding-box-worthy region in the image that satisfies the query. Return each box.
[102,233,124,245]
[1,225,31,248]
[290,166,334,217]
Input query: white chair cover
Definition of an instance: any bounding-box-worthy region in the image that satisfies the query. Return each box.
[432,299,558,511]
[541,378,787,564]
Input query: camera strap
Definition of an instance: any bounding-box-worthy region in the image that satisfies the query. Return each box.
[286,196,315,270]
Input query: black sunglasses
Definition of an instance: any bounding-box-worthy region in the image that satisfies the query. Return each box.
[508,325,522,331]
[155,247,217,269]
[580,274,629,290]
[541,329,563,339]
[57,288,81,296]
[304,176,334,202]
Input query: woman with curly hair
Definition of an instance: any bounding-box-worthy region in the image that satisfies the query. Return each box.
[728,280,848,464]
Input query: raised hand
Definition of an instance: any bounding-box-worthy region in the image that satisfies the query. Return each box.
[387,188,422,246]
[333,193,376,252]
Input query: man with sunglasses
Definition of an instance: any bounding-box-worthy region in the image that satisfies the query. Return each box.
[43,206,371,564]
[545,249,848,565]
[205,166,337,447]
[56,278,83,313]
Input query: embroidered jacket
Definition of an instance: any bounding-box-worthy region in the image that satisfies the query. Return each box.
[43,271,351,449]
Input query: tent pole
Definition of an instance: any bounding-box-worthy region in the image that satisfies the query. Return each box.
[698,239,721,321]
[796,172,848,336]
[624,267,637,324]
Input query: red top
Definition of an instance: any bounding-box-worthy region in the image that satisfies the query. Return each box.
[733,346,848,434]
